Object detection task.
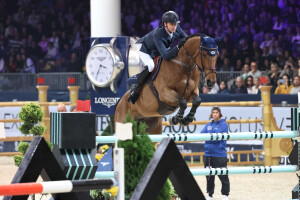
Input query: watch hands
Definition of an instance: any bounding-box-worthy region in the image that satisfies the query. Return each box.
[96,66,101,79]
[100,64,107,69]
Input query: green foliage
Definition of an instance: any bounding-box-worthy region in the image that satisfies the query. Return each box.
[18,122,34,135]
[18,103,44,124]
[14,155,24,167]
[102,115,114,136]
[30,126,45,136]
[47,141,53,150]
[90,189,104,200]
[118,113,171,200]
[18,103,45,137]
[17,141,30,155]
[15,103,46,166]
[167,179,177,197]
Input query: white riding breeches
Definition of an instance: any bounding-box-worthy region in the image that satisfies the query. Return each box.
[137,44,155,72]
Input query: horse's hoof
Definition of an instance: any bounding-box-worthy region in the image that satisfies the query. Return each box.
[180,120,189,126]
[180,117,193,126]
[169,117,178,125]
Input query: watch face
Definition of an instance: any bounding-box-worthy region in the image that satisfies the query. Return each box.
[86,45,114,86]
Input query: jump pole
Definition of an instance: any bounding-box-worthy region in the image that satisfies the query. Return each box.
[96,130,299,144]
[95,165,297,179]
[0,179,115,196]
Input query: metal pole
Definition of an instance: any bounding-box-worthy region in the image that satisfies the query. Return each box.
[95,165,297,178]
[96,131,299,144]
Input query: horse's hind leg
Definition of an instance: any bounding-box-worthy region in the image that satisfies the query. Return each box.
[181,95,202,126]
[169,97,187,125]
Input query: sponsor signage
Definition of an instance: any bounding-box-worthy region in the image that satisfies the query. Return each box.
[0,106,292,137]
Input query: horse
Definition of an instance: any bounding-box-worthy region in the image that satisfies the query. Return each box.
[115,34,221,134]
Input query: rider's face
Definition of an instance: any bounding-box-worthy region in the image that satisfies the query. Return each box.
[164,22,177,34]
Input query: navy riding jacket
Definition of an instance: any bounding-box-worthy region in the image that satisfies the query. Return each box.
[137,24,187,60]
[200,119,228,157]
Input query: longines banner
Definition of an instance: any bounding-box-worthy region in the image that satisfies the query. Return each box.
[0,106,292,137]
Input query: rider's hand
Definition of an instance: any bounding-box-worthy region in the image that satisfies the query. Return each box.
[177,37,187,49]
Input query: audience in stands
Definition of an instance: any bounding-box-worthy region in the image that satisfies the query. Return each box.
[245,75,254,94]
[275,74,294,94]
[289,76,300,94]
[248,61,262,78]
[218,81,230,94]
[252,77,261,94]
[230,77,247,94]
[0,0,300,95]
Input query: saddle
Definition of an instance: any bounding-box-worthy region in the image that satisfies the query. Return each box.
[127,56,162,85]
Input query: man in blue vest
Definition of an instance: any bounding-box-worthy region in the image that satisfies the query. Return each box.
[128,11,187,104]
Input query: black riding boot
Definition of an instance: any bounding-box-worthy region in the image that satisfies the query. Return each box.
[128,67,151,104]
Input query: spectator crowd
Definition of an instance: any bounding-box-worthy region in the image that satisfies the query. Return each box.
[0,0,300,94]
[0,0,90,73]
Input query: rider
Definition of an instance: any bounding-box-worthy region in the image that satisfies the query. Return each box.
[128,10,188,104]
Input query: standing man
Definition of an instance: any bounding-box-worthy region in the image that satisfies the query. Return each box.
[201,107,230,200]
[128,11,187,104]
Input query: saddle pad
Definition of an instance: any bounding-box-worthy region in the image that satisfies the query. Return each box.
[127,73,140,85]
[127,56,163,85]
[151,56,162,81]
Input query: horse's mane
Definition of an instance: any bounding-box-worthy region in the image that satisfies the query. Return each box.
[181,33,207,46]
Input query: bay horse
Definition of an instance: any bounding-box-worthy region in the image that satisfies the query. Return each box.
[115,34,221,134]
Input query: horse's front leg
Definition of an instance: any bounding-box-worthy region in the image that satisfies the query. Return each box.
[181,95,201,126]
[169,97,187,125]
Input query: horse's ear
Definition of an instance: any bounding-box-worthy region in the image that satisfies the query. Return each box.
[214,35,224,44]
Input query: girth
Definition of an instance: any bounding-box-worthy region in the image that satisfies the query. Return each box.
[148,81,178,116]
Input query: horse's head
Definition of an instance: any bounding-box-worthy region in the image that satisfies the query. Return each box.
[196,35,222,89]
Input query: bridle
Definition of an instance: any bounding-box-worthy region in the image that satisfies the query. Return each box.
[170,39,217,97]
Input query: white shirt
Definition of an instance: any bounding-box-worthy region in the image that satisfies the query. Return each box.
[248,70,262,78]
[289,86,300,94]
[251,86,260,94]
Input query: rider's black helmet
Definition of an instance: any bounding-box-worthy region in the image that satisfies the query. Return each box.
[162,11,180,24]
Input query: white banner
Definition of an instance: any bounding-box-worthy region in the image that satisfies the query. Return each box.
[162,106,291,134]
[0,106,292,137]
[0,106,69,137]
